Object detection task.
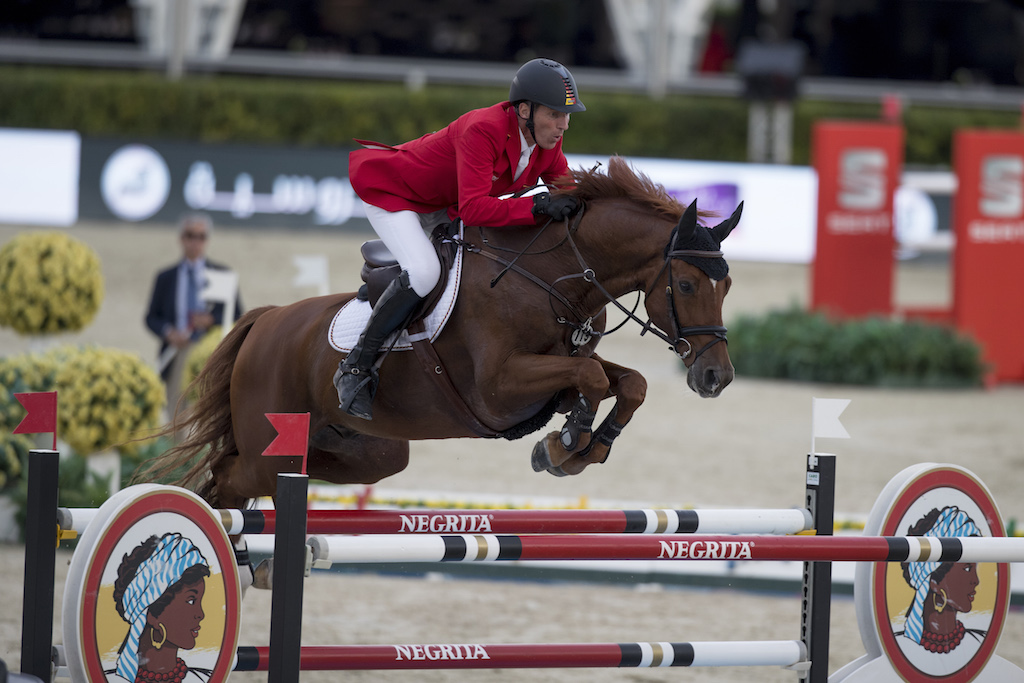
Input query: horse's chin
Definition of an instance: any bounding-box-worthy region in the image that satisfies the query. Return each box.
[686,364,733,398]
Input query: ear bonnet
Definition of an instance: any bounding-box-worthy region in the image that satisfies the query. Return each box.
[667,201,742,281]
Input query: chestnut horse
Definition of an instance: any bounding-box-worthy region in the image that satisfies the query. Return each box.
[151,157,740,511]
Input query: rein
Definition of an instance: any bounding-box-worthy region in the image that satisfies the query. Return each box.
[457,203,728,363]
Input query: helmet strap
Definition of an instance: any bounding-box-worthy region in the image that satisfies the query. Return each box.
[517,101,537,145]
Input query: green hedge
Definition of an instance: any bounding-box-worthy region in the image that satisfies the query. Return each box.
[0,65,1019,165]
[727,308,986,387]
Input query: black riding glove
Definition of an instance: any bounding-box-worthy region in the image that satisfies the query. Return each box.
[532,192,579,220]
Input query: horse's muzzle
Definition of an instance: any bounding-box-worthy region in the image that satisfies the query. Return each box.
[686,353,734,398]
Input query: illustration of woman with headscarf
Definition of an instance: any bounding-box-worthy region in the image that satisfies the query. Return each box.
[898,506,986,654]
[109,532,212,682]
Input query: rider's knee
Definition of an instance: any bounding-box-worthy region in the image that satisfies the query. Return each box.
[407,257,442,297]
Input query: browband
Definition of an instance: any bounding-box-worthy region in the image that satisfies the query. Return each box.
[667,249,724,259]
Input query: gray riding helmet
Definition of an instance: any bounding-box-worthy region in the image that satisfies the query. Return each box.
[509,58,586,113]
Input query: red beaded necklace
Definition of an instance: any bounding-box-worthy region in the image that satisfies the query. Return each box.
[135,658,188,683]
[920,621,966,654]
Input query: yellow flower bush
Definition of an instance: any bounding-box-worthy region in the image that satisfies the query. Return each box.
[54,347,165,456]
[0,349,59,433]
[0,231,104,335]
[0,346,164,457]
[0,432,30,491]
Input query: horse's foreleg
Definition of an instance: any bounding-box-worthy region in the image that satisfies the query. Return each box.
[535,355,647,476]
[559,393,597,452]
[530,391,597,473]
[480,352,609,471]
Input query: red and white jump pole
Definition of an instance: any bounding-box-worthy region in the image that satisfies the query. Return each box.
[234,640,806,671]
[307,531,1024,565]
[59,506,814,536]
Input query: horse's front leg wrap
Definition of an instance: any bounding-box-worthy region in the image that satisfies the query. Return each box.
[577,406,629,464]
[559,393,596,452]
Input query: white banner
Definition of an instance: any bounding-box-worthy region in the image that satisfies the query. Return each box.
[0,128,80,226]
[567,154,818,263]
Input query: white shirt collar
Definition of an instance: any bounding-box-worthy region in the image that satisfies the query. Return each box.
[514,128,536,182]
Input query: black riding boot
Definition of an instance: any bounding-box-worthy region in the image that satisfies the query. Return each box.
[334,271,423,420]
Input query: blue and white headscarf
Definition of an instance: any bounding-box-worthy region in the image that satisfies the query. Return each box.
[116,533,208,681]
[903,506,979,644]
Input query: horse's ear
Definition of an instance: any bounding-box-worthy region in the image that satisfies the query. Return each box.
[711,201,743,243]
[673,200,698,247]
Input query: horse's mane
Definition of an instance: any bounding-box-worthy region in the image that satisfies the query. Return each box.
[561,156,687,221]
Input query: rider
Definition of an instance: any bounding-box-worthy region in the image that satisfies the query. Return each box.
[335,58,587,420]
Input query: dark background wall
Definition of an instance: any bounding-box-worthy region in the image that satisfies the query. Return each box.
[4,0,1024,86]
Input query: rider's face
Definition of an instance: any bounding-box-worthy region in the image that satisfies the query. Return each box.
[519,103,570,150]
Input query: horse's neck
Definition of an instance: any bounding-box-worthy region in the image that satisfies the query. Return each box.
[467,209,667,316]
[569,207,669,305]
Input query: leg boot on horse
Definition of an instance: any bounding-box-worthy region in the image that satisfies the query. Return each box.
[334,269,423,420]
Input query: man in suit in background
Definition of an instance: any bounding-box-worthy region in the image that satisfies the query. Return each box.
[145,213,243,423]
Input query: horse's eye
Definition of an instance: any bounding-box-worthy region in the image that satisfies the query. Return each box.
[677,280,694,295]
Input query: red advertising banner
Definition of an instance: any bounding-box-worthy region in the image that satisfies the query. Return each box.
[811,122,904,317]
[952,130,1024,382]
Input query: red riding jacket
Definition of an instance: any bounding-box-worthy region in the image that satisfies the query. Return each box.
[349,102,573,227]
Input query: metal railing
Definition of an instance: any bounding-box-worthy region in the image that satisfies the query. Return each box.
[2,38,1024,111]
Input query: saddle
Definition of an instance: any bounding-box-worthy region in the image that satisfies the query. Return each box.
[347,221,506,438]
[357,222,460,321]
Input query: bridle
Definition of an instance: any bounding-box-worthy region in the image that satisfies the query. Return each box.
[642,240,729,363]
[460,200,728,365]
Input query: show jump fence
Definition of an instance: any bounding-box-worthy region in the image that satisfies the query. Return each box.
[20,449,837,682]
[24,450,1024,682]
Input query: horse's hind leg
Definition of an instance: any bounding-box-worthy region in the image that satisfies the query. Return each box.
[307,426,412,486]
[533,355,647,476]
[244,429,411,591]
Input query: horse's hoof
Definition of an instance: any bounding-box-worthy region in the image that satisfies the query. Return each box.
[531,440,554,472]
[252,558,274,589]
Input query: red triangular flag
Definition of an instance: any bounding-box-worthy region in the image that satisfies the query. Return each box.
[14,391,58,433]
[262,413,310,472]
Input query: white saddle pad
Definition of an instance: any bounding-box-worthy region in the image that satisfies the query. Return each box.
[328,240,464,353]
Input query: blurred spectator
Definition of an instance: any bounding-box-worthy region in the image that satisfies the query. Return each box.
[699,19,732,73]
[144,213,243,423]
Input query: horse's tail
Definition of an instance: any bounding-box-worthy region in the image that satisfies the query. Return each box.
[132,306,276,507]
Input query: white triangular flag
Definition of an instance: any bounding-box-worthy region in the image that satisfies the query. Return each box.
[293,255,329,296]
[812,397,851,440]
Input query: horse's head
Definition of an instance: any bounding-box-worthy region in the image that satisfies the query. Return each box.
[644,200,741,398]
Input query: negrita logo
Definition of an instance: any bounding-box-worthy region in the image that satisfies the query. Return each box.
[838,149,887,211]
[979,154,1023,218]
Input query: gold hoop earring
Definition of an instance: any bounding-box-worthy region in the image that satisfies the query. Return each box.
[151,623,167,650]
[933,589,948,614]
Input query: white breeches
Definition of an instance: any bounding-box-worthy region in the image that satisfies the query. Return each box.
[363,202,442,297]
